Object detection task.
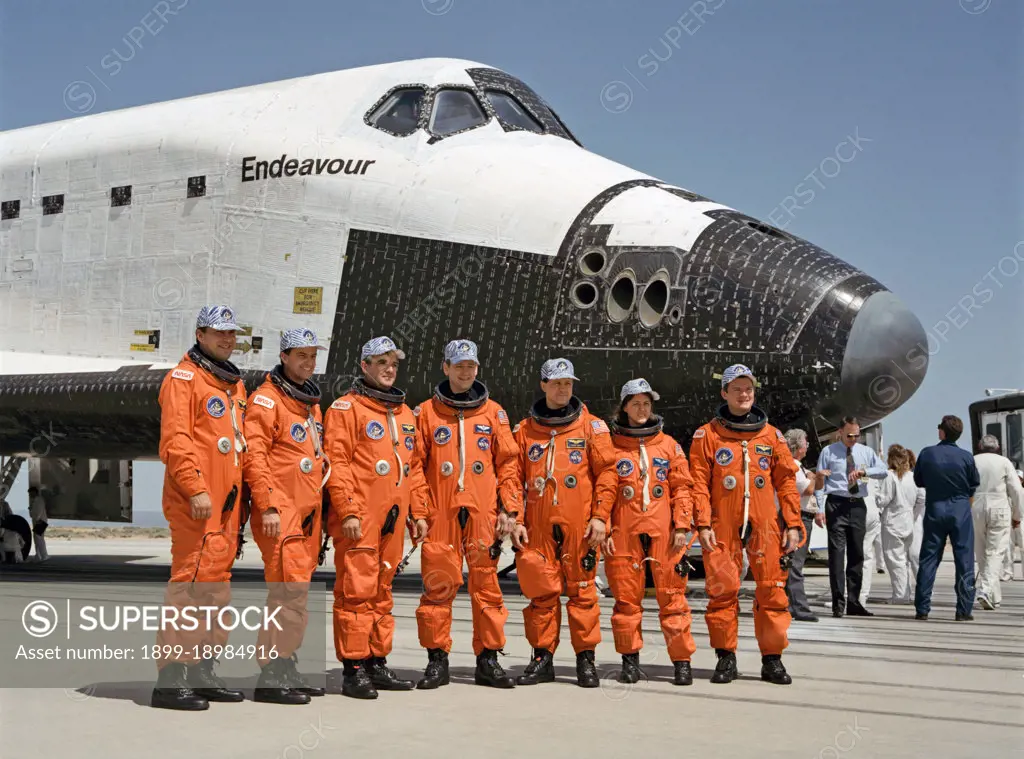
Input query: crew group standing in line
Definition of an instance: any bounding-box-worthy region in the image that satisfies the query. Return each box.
[152,305,822,709]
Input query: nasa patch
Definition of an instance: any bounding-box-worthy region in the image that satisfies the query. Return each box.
[692,428,705,439]
[366,420,385,440]
[755,444,773,456]
[512,423,521,434]
[402,423,416,435]
[656,468,668,481]
[527,443,544,462]
[405,436,414,451]
[331,399,352,411]
[569,450,583,465]
[591,419,609,435]
[433,426,452,445]
[475,424,492,435]
[497,410,509,425]
[477,437,490,451]
[253,394,275,410]
[616,458,635,477]
[172,368,194,381]
[715,447,734,466]
[413,405,421,417]
[759,456,770,471]
[566,438,585,449]
[206,396,226,418]
[290,423,307,443]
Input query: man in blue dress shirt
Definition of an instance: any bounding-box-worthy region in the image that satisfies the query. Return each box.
[814,416,888,617]
[912,415,980,621]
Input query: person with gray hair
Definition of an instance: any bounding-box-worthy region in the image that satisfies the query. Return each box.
[782,428,826,621]
[972,434,1024,609]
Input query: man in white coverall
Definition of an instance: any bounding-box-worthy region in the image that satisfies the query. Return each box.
[973,436,1023,609]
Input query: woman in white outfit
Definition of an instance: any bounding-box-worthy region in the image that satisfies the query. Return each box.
[875,444,920,604]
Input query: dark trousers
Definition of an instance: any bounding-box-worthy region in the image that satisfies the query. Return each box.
[786,513,817,616]
[914,500,975,617]
[825,495,867,612]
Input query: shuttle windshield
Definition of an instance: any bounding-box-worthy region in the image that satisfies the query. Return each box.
[429,89,487,137]
[367,87,426,136]
[485,90,543,133]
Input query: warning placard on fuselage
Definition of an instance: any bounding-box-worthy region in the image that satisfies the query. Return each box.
[293,287,323,314]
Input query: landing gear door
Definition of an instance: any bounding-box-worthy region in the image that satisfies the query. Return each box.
[27,459,132,523]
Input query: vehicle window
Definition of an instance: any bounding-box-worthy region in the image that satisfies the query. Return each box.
[485,90,543,133]
[1007,413,1023,470]
[368,87,425,136]
[429,89,487,137]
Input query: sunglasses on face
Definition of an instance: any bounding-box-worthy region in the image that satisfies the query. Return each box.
[845,433,860,439]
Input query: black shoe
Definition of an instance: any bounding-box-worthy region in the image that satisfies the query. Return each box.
[710,650,738,684]
[475,649,515,688]
[846,605,874,617]
[515,648,555,685]
[186,658,244,702]
[151,662,209,711]
[417,648,450,690]
[619,653,642,684]
[955,613,974,621]
[253,658,311,705]
[793,613,819,622]
[341,659,378,700]
[283,655,325,697]
[915,612,928,620]
[365,656,414,691]
[576,650,599,688]
[673,661,692,686]
[760,655,792,685]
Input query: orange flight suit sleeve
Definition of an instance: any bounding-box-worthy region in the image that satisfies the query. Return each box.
[592,464,618,525]
[687,429,714,529]
[509,422,528,525]
[770,431,803,532]
[241,394,281,517]
[158,370,207,499]
[412,405,434,520]
[407,408,430,522]
[668,440,695,530]
[323,402,361,523]
[584,414,616,524]
[492,405,523,518]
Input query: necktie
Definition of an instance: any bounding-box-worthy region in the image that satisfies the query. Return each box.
[846,448,858,495]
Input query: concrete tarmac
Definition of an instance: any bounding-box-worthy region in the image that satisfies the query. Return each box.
[0,539,1021,758]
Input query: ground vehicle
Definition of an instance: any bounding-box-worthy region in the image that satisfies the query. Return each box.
[969,389,1024,470]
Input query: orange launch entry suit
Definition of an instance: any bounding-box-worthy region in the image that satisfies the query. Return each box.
[322,378,429,662]
[512,397,615,654]
[242,367,330,665]
[594,416,703,662]
[688,406,804,656]
[413,380,523,655]
[157,347,248,667]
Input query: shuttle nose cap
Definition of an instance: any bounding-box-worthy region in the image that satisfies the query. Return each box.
[838,291,928,425]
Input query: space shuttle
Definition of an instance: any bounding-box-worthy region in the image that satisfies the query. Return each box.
[0,57,928,522]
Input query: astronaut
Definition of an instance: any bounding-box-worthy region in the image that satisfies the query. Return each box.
[413,339,521,689]
[594,379,700,686]
[243,328,332,704]
[688,364,803,685]
[508,358,615,688]
[322,336,429,700]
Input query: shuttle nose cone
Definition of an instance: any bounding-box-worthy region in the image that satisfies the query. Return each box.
[833,291,928,426]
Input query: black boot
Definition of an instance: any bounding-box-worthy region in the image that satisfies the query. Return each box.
[417,648,450,689]
[187,657,244,702]
[673,660,693,686]
[254,657,311,705]
[515,648,555,685]
[760,654,792,685]
[475,649,515,688]
[151,662,209,711]
[710,649,738,684]
[576,650,599,688]
[365,656,414,691]
[341,659,378,700]
[283,654,325,697]
[619,653,642,684]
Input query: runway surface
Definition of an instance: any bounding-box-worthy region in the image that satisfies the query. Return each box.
[0,538,1021,758]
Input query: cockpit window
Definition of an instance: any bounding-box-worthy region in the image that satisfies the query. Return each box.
[429,89,487,137]
[485,90,544,134]
[368,87,425,136]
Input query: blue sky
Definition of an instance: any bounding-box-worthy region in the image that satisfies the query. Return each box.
[1,0,1020,518]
